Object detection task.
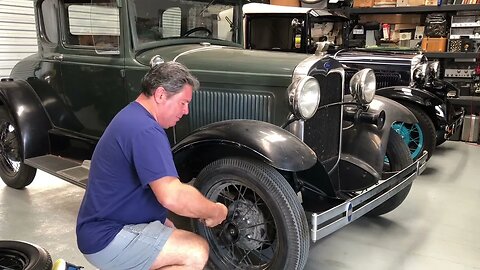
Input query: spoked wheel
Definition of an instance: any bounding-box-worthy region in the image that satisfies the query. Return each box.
[0,241,52,270]
[0,107,36,189]
[391,121,423,159]
[194,158,309,270]
[392,103,436,161]
[370,129,414,216]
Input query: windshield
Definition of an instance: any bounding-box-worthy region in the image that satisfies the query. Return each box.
[130,0,257,49]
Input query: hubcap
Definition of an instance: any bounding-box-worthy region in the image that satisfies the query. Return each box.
[0,121,21,176]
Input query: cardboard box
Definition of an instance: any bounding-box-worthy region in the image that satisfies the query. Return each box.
[396,0,425,5]
[409,0,425,5]
[410,39,422,48]
[270,0,299,6]
[421,37,447,52]
[393,24,418,30]
[353,0,375,7]
[360,14,422,24]
[374,0,396,6]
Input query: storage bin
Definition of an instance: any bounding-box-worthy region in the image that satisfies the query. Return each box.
[421,37,447,52]
[461,115,480,142]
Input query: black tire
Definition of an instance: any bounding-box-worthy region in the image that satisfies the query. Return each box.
[193,158,309,270]
[368,130,413,216]
[0,107,36,189]
[0,240,52,270]
[396,102,436,161]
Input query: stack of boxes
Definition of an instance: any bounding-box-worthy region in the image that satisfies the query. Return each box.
[358,14,423,48]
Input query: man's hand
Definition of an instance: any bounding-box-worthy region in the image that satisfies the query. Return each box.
[204,202,228,227]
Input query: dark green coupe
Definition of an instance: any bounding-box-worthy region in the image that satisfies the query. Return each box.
[0,0,426,269]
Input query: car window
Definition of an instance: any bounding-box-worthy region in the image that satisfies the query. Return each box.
[62,0,120,54]
[162,7,181,38]
[247,16,302,52]
[131,0,239,48]
[40,0,59,43]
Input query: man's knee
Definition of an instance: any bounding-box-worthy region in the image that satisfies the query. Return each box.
[189,235,209,266]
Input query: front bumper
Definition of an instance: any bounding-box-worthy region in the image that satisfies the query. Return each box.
[310,151,428,242]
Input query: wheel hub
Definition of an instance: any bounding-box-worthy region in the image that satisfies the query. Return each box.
[0,121,21,173]
[221,199,268,250]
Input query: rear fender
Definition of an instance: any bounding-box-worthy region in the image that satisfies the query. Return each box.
[0,79,51,159]
[172,119,318,182]
[340,95,417,190]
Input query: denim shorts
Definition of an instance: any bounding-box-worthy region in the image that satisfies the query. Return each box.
[84,220,174,270]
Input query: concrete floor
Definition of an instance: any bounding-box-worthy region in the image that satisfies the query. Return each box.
[0,141,479,270]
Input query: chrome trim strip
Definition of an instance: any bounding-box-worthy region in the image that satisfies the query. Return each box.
[173,45,224,62]
[417,150,428,175]
[310,151,427,242]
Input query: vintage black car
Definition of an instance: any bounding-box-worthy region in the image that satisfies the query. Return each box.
[0,0,426,269]
[243,3,464,161]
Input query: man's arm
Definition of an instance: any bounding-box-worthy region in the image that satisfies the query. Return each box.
[150,176,227,227]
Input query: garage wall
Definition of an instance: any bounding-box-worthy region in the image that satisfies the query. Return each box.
[0,0,38,78]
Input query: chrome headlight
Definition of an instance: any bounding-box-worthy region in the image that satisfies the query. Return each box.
[428,61,440,79]
[412,63,428,84]
[350,68,376,104]
[288,76,321,120]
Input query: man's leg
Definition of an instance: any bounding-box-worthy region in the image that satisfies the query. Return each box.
[150,229,209,270]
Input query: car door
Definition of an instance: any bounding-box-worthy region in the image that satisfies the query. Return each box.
[56,0,126,137]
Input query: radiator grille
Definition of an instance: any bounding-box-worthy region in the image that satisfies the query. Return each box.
[304,72,343,171]
[345,70,402,92]
[189,90,273,131]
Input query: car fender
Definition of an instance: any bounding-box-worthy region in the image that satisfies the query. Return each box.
[377,85,445,128]
[376,85,444,108]
[340,95,417,190]
[0,79,51,159]
[172,119,318,182]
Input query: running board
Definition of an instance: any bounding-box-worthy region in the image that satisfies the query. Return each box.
[25,155,90,188]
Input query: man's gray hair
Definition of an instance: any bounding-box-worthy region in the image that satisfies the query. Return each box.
[141,61,199,97]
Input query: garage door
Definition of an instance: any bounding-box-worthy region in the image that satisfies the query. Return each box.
[0,0,37,78]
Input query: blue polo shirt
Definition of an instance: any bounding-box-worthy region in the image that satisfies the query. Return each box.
[76,101,178,254]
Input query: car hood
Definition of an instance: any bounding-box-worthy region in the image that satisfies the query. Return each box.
[136,44,310,86]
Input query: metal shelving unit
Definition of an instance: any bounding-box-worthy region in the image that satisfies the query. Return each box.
[345,4,480,107]
[347,4,480,14]
[424,52,479,59]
